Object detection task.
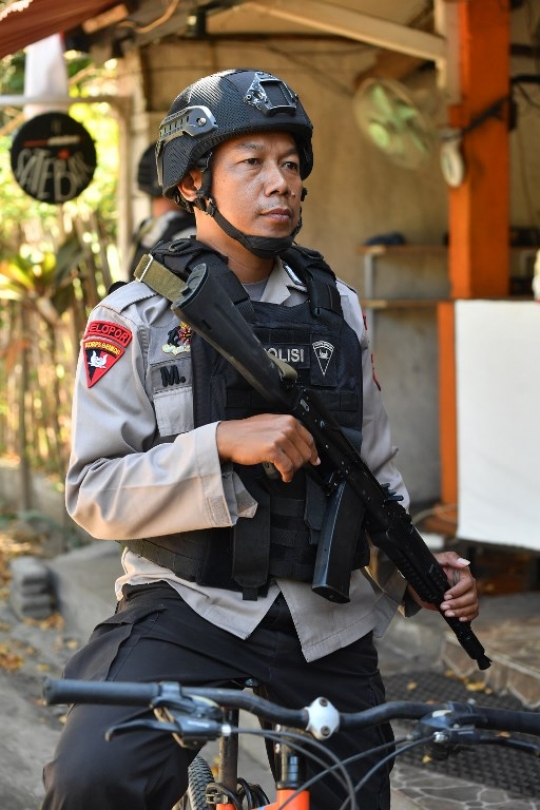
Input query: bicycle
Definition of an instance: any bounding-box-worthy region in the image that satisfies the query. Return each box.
[43,676,540,810]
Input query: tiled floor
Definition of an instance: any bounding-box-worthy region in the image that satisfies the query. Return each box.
[392,763,539,810]
[382,591,540,809]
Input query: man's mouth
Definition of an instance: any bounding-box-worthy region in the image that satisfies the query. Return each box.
[260,207,292,220]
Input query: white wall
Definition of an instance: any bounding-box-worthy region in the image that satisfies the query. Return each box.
[456,301,540,550]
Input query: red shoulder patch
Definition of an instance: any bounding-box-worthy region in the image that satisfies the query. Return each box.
[82,320,133,388]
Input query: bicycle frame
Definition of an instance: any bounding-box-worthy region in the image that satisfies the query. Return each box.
[239,793,309,810]
[213,790,309,810]
[210,708,310,810]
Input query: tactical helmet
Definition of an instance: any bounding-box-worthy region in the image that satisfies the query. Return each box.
[136,143,162,197]
[156,69,314,198]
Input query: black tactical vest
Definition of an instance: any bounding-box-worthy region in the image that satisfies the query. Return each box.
[127,240,369,599]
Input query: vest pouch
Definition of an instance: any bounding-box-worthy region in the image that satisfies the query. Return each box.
[231,477,271,601]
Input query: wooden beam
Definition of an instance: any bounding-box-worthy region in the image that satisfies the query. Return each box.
[447,0,511,299]
[439,0,510,505]
[244,0,446,63]
[438,303,457,505]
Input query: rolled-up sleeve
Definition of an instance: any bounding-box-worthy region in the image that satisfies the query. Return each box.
[66,301,256,541]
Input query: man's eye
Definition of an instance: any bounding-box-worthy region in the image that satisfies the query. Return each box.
[285,161,299,171]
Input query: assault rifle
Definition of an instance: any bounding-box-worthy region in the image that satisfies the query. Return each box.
[168,262,491,671]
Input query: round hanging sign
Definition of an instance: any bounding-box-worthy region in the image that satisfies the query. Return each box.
[10,112,97,204]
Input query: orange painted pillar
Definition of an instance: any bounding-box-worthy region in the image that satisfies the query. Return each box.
[439,0,510,505]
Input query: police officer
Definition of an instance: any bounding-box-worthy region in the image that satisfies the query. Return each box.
[43,69,479,810]
[127,142,195,278]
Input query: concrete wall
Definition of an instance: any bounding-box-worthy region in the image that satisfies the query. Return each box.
[0,460,87,550]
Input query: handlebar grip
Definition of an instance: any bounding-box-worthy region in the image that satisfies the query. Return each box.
[340,699,540,739]
[43,678,162,706]
[476,704,540,737]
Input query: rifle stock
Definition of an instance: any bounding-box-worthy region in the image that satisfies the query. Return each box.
[171,262,491,672]
[171,263,295,404]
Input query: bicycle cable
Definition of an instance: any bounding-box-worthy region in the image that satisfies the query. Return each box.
[351,735,435,801]
[284,733,412,810]
[234,725,356,808]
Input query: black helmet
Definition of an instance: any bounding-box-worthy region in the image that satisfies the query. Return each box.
[137,143,162,197]
[156,69,313,198]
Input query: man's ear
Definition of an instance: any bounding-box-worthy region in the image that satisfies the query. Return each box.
[178,170,202,203]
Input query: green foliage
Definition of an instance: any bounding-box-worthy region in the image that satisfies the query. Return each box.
[0,51,24,99]
[0,52,120,486]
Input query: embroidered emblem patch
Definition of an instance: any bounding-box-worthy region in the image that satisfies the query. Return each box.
[162,324,192,355]
[312,340,334,376]
[82,320,132,387]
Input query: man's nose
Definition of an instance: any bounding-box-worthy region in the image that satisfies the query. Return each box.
[264,163,289,194]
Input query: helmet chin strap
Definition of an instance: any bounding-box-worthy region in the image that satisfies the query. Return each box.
[210,205,303,259]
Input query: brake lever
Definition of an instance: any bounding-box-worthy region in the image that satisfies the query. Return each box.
[105,709,227,749]
[155,707,228,748]
[106,717,180,740]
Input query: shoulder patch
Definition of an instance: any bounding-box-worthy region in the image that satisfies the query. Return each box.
[82,320,133,387]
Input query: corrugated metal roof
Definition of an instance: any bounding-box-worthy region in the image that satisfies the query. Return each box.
[0,0,432,61]
[0,0,118,59]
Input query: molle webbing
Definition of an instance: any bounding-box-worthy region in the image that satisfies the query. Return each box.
[132,239,367,598]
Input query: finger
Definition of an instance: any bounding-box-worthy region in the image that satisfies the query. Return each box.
[278,418,319,466]
[443,569,477,602]
[442,587,478,607]
[268,447,297,483]
[440,588,479,621]
[267,419,319,480]
[269,436,315,482]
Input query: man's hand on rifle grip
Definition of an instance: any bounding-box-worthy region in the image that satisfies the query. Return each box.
[216,413,321,483]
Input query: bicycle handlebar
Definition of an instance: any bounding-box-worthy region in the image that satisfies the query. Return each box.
[43,677,540,740]
[43,678,310,727]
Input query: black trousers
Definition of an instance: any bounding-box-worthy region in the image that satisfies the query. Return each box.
[42,583,393,810]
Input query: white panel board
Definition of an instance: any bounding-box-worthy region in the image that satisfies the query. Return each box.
[456,301,540,549]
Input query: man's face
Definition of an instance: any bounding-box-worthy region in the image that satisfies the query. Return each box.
[209,131,303,238]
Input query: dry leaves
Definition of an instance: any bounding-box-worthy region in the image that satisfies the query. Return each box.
[443,668,493,695]
[0,642,24,672]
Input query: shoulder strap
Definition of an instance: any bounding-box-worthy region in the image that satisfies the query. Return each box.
[134,238,255,321]
[282,245,343,326]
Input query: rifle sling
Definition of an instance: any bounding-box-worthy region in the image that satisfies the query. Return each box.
[134,253,187,301]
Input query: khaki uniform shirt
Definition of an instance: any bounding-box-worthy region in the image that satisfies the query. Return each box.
[66,259,412,662]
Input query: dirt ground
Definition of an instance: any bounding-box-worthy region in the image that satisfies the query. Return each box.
[0,517,80,809]
[0,517,274,809]
[0,602,76,809]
